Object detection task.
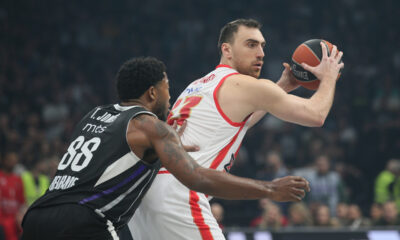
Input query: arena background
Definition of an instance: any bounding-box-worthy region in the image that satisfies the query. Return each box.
[1,0,400,239]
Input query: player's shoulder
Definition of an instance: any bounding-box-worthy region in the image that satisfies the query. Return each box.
[226,73,255,82]
[224,73,273,87]
[130,114,174,139]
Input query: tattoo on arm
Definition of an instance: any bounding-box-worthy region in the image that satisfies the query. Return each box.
[154,121,200,175]
[135,115,200,175]
[162,140,200,175]
[154,120,172,138]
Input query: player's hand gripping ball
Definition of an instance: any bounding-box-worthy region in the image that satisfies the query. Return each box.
[291,39,342,90]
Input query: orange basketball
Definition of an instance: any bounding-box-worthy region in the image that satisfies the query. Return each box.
[291,39,340,90]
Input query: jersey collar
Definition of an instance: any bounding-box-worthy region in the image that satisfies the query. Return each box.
[215,64,233,69]
[113,104,140,111]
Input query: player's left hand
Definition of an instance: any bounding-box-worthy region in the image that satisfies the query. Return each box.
[172,120,200,152]
[277,62,300,93]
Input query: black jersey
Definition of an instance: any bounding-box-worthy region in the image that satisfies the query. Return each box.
[29,104,161,229]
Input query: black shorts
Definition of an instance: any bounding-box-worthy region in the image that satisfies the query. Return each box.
[21,204,117,240]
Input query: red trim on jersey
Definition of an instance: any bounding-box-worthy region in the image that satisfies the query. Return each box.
[209,123,246,169]
[189,190,214,240]
[234,142,243,159]
[213,72,248,127]
[215,64,232,69]
[157,170,170,174]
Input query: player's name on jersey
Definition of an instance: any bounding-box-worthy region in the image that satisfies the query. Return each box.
[49,175,79,191]
[90,108,120,123]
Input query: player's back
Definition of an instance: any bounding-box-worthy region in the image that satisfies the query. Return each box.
[28,104,160,229]
[167,65,250,171]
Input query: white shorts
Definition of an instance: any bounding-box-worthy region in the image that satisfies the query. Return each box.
[128,172,225,240]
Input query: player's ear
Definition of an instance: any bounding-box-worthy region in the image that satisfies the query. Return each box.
[221,43,232,59]
[148,86,157,101]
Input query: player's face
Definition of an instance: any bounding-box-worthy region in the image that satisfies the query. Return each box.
[230,26,266,78]
[154,73,171,121]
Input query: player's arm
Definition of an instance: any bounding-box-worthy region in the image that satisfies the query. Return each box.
[132,115,309,201]
[222,43,343,127]
[247,62,300,128]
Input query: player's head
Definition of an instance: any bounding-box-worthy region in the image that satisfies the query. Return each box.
[218,19,265,78]
[116,57,170,121]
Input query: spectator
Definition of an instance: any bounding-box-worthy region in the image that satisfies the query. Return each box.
[287,202,313,227]
[256,151,290,215]
[256,151,289,181]
[0,152,25,240]
[21,159,50,206]
[250,199,275,227]
[294,154,342,216]
[334,161,365,205]
[370,203,383,226]
[313,204,340,227]
[374,159,400,208]
[335,202,349,226]
[347,204,371,229]
[375,201,400,226]
[251,200,288,230]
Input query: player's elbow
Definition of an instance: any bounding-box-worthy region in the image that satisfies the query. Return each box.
[311,114,326,127]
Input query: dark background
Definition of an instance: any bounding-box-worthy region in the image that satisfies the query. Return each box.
[1,0,399,227]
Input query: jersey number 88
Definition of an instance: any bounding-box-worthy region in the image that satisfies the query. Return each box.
[58,136,101,172]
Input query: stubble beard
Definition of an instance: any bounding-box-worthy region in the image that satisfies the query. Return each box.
[154,100,168,121]
[236,63,261,79]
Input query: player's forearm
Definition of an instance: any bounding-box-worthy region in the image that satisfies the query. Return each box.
[191,168,273,200]
[307,78,336,126]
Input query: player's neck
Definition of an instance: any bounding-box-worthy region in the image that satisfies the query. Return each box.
[219,58,235,69]
[120,99,145,108]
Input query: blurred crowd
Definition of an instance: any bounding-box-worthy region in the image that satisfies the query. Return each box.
[1,0,400,238]
[212,155,400,229]
[212,197,400,231]
[211,199,400,230]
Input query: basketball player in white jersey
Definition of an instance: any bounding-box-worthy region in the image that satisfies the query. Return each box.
[129,19,344,240]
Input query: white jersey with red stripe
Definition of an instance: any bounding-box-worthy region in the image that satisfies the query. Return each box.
[128,65,251,240]
[166,64,250,171]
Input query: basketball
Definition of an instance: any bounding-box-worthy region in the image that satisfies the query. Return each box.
[291,39,340,90]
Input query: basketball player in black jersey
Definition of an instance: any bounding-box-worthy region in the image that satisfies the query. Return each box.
[21,57,310,240]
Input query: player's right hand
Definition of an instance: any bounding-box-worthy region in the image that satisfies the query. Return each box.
[269,176,310,202]
[171,120,200,152]
[301,42,344,83]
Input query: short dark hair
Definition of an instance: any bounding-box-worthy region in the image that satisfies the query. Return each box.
[116,57,166,101]
[218,19,262,55]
